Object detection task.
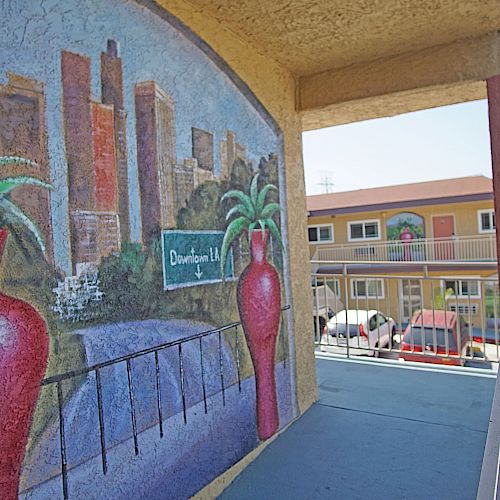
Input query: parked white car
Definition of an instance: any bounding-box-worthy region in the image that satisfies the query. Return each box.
[322,309,396,356]
[312,284,344,338]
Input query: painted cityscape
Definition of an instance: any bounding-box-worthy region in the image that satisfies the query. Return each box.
[0,0,295,498]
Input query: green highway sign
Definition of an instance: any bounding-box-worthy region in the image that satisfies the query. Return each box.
[161,230,234,290]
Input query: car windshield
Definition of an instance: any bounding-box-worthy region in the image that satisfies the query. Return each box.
[403,326,457,349]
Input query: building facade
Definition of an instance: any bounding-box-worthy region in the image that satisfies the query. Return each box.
[308,176,497,325]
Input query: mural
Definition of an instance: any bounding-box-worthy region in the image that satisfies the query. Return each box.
[386,212,426,261]
[0,165,51,500]
[0,1,295,499]
[221,174,283,440]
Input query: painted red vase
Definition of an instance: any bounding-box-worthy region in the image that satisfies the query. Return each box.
[237,229,281,440]
[0,228,49,499]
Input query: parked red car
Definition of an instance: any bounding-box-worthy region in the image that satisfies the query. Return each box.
[399,310,471,366]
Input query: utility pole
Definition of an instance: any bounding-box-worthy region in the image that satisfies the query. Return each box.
[318,175,334,194]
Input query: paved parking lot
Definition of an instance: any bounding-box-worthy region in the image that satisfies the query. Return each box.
[317,334,500,371]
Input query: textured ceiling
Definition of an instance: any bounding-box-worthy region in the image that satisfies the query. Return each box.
[182,0,500,76]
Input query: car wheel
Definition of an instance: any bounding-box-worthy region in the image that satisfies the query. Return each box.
[390,327,396,348]
[313,317,326,341]
[372,342,380,358]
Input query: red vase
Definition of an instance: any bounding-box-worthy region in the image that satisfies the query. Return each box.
[237,229,281,440]
[0,228,49,499]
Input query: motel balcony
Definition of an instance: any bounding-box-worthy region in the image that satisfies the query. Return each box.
[220,355,499,500]
[312,234,497,265]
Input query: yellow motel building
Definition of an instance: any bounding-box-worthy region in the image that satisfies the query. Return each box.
[307,175,498,328]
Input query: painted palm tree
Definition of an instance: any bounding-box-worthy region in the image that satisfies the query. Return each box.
[0,155,52,255]
[220,173,284,440]
[220,173,282,276]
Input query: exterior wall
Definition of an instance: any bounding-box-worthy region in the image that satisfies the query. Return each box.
[310,199,497,327]
[309,199,495,251]
[300,32,500,130]
[155,0,315,414]
[0,1,314,499]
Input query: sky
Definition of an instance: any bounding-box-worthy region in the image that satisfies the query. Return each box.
[302,100,493,196]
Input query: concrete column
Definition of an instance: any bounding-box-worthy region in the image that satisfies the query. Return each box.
[479,75,500,500]
[487,76,500,277]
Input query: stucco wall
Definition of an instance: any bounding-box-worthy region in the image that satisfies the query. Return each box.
[309,200,497,328]
[309,199,495,248]
[154,0,316,407]
[0,1,316,498]
[154,1,317,494]
[300,32,500,129]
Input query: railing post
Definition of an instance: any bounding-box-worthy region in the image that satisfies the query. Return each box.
[314,275,321,344]
[342,263,350,358]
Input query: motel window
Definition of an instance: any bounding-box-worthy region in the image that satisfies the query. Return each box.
[348,219,380,241]
[351,279,384,299]
[478,210,496,233]
[325,279,341,297]
[308,224,334,244]
[443,279,480,298]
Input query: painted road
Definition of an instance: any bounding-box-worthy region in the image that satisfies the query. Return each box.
[20,320,294,499]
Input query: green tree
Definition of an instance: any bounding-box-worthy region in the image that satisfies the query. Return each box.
[433,287,454,310]
[177,181,226,231]
[230,157,253,193]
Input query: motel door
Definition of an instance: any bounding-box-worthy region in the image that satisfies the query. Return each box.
[432,215,455,260]
[399,279,422,324]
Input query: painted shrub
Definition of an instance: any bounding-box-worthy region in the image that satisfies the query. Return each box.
[0,1,295,499]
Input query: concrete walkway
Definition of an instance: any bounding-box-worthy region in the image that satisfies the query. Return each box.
[220,356,496,499]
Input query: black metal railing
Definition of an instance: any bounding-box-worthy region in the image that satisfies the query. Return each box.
[34,306,289,500]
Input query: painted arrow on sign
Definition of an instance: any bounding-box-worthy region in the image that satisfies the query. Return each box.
[195,264,203,279]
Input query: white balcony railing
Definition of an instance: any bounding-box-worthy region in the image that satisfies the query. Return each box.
[314,235,497,263]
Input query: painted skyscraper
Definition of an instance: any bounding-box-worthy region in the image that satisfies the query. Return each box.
[61,50,96,271]
[192,127,214,173]
[219,130,249,180]
[101,39,130,242]
[91,102,121,259]
[62,49,120,273]
[135,81,177,244]
[0,73,53,262]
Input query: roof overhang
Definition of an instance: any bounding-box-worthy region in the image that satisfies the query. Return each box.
[308,192,493,218]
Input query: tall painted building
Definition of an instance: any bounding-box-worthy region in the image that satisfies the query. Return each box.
[91,102,121,259]
[174,161,195,209]
[218,130,249,180]
[135,81,177,244]
[192,127,214,172]
[101,39,130,242]
[62,50,121,273]
[0,73,53,262]
[61,50,96,271]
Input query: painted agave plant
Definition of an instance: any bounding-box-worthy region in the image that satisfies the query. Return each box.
[220,173,282,277]
[0,156,52,255]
